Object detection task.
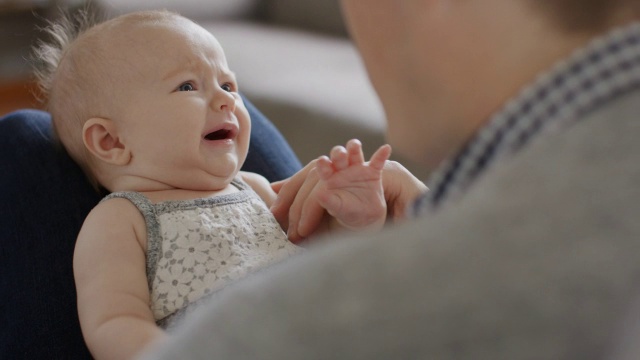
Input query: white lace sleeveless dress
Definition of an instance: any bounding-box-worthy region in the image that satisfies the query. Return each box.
[102,179,301,329]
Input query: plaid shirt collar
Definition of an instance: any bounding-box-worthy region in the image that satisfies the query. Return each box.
[412,21,640,216]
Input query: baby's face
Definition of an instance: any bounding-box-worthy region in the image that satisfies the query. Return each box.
[105,16,251,191]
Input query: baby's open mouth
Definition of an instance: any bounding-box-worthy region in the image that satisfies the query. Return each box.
[204,129,232,141]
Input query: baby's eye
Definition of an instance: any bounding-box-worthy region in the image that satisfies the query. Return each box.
[177,82,195,92]
[220,83,233,92]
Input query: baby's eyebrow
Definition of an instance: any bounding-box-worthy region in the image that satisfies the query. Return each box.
[162,61,237,82]
[162,66,195,81]
[224,70,238,82]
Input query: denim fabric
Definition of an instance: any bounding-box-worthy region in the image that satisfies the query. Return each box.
[242,94,302,180]
[0,101,300,359]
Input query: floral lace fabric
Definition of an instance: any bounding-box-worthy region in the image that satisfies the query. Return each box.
[103,179,301,328]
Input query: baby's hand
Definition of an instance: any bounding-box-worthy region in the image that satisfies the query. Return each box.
[315,139,391,231]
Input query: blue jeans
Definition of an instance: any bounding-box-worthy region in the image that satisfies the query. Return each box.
[0,98,301,359]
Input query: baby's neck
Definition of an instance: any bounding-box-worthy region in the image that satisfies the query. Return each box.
[105,175,238,204]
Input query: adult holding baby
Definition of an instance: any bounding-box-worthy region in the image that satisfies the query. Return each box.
[143,0,640,359]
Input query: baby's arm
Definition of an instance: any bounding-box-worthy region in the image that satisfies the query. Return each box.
[74,199,165,360]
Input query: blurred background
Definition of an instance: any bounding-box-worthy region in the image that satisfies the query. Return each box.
[0,0,426,178]
[0,0,80,114]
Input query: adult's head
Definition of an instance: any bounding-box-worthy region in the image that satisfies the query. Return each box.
[340,0,640,173]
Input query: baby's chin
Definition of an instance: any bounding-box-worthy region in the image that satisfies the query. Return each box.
[178,173,239,192]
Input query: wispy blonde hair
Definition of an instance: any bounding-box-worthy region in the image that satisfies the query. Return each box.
[32,8,107,187]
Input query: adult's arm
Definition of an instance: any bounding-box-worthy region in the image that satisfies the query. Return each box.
[0,96,300,359]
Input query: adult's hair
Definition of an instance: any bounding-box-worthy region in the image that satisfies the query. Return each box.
[533,0,640,32]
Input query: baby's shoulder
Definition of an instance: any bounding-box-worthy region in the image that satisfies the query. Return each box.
[77,195,148,250]
[85,196,145,231]
[238,172,276,206]
[238,171,269,188]
[97,193,143,212]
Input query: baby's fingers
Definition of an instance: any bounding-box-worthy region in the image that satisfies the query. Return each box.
[316,156,335,181]
[368,144,392,171]
[330,145,349,170]
[346,139,365,165]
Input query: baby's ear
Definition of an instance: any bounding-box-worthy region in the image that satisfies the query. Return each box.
[82,118,131,166]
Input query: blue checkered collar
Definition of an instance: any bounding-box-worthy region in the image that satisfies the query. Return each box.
[411,21,640,216]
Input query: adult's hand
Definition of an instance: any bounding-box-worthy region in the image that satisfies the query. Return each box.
[271,157,326,242]
[380,160,428,221]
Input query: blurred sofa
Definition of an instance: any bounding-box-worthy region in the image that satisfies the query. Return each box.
[98,0,426,178]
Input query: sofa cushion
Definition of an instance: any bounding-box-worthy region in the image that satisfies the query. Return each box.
[0,110,97,359]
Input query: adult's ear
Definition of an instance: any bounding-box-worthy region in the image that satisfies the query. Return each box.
[82,118,131,166]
